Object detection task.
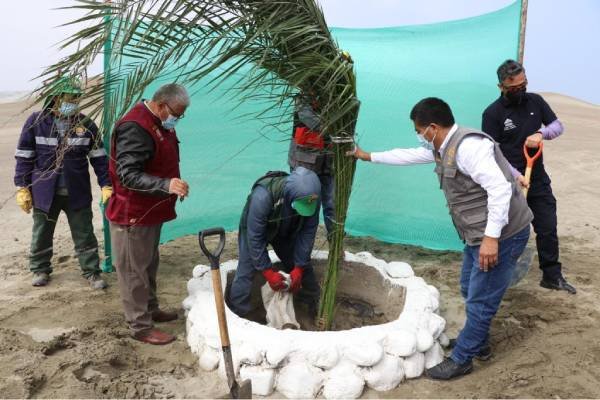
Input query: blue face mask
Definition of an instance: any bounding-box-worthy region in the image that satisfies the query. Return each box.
[59,102,78,117]
[161,114,179,130]
[417,126,436,151]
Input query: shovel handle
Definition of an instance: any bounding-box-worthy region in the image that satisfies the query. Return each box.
[211,268,231,348]
[198,228,233,366]
[521,142,543,198]
[522,167,533,197]
[199,227,226,269]
[523,142,543,167]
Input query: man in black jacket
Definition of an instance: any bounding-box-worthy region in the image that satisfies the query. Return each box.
[482,59,575,294]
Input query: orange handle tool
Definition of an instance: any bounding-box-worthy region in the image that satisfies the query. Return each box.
[522,142,543,198]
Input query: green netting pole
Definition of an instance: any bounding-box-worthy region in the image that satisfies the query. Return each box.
[518,0,528,63]
[100,0,114,273]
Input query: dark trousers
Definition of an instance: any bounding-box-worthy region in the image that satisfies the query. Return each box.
[110,222,162,335]
[528,184,562,280]
[228,230,320,317]
[30,194,100,277]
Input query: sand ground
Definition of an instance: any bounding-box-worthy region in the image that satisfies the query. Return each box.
[0,93,599,398]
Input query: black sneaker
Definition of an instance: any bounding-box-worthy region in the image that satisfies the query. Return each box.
[447,338,492,361]
[540,276,576,294]
[426,358,473,380]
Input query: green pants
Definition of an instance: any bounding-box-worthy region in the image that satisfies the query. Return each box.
[30,194,101,277]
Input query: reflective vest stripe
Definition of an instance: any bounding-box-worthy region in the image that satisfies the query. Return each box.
[88,148,107,158]
[35,137,58,146]
[15,149,36,158]
[68,137,91,146]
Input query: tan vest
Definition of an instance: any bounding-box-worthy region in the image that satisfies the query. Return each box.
[434,126,533,246]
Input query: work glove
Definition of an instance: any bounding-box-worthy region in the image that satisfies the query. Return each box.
[289,266,304,294]
[101,186,113,204]
[16,187,32,214]
[262,268,287,291]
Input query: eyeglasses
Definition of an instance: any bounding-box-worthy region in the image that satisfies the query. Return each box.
[165,103,185,119]
[503,79,528,93]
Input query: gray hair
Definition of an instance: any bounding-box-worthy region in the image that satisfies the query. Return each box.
[152,83,190,106]
[497,59,525,83]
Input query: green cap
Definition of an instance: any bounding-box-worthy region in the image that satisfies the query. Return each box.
[43,76,83,109]
[292,194,319,217]
[49,76,83,96]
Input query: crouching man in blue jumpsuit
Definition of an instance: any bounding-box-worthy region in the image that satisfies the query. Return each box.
[228,167,322,318]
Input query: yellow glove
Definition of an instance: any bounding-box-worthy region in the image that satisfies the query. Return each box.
[101,186,113,204]
[16,187,32,214]
[341,50,353,63]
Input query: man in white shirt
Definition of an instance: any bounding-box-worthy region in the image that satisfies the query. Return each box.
[350,97,533,380]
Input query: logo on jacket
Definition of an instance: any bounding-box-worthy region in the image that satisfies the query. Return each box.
[75,125,86,136]
[503,118,517,131]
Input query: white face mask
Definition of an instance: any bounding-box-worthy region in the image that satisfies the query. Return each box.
[416,125,436,151]
[59,102,78,117]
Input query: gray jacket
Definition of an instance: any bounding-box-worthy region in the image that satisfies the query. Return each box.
[288,95,333,175]
[240,167,321,271]
[435,126,533,246]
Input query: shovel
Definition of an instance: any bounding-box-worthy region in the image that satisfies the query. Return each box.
[521,142,543,198]
[510,142,543,287]
[199,227,252,399]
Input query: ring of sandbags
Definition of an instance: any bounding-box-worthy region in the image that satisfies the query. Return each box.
[183,250,448,399]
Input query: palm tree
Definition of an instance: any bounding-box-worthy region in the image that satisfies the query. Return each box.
[37,0,360,330]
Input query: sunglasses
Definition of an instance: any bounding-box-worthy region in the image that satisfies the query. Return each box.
[503,79,528,93]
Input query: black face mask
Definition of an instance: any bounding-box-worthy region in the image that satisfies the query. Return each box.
[505,88,526,105]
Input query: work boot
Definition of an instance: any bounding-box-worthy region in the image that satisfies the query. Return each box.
[87,274,108,290]
[447,338,492,361]
[426,358,473,380]
[540,276,576,294]
[133,329,176,345]
[152,309,178,323]
[32,272,50,287]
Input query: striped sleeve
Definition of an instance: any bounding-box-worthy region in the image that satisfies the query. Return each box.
[85,118,111,187]
[14,113,39,187]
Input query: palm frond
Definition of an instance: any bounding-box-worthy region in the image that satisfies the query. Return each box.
[36,0,360,329]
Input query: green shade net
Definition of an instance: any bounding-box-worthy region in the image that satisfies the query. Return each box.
[109,1,521,251]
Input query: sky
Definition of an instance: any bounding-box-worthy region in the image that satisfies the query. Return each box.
[0,0,598,104]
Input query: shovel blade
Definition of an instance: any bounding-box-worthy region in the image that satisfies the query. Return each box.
[510,245,534,288]
[231,379,252,399]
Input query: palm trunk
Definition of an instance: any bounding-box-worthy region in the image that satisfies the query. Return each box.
[318,90,359,330]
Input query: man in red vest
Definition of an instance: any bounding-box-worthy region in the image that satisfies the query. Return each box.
[106,83,190,345]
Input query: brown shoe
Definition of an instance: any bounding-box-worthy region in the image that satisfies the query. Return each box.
[151,309,178,323]
[133,329,176,345]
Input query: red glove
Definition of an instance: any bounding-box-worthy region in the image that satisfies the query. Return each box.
[262,268,287,291]
[289,266,304,294]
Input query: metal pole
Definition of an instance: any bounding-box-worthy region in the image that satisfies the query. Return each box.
[518,0,528,64]
[101,0,114,273]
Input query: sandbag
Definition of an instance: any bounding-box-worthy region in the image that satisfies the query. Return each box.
[261,272,300,330]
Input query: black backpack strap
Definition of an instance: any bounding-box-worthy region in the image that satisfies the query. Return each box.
[251,170,289,190]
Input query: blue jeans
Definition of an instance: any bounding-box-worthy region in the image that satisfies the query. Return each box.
[319,174,335,236]
[451,226,530,364]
